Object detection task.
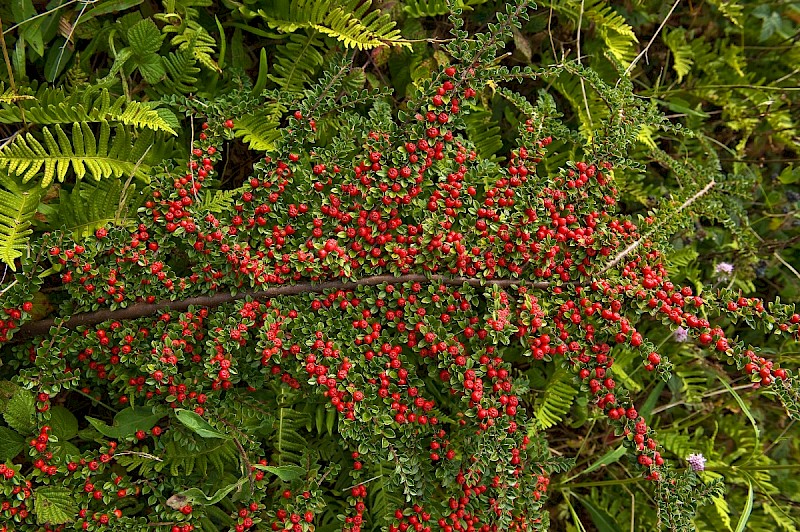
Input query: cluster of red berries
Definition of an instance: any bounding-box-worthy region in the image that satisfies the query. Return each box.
[0,301,32,342]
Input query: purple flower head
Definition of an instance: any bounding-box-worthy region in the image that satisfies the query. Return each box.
[686,453,706,472]
[674,326,689,343]
[715,262,734,277]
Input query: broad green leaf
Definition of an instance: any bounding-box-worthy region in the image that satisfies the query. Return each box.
[0,426,25,460]
[581,445,626,476]
[4,389,35,433]
[175,409,230,439]
[576,495,623,532]
[83,0,145,22]
[253,464,306,481]
[127,19,163,56]
[734,480,753,532]
[50,441,81,461]
[49,406,78,440]
[179,479,246,505]
[34,486,75,525]
[86,406,164,439]
[716,375,760,444]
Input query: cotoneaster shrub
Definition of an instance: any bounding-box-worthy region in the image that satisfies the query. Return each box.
[0,2,798,532]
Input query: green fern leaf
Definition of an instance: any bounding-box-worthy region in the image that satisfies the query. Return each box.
[708,495,734,532]
[462,106,504,160]
[169,21,221,73]
[43,179,138,238]
[663,28,695,82]
[254,0,408,50]
[268,31,325,93]
[667,246,699,269]
[550,0,638,65]
[0,83,34,105]
[0,121,153,187]
[0,87,176,135]
[0,180,43,268]
[160,49,201,94]
[534,367,580,429]
[233,110,282,151]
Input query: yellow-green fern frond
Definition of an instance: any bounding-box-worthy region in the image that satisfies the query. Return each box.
[663,28,695,82]
[534,367,580,429]
[0,180,43,268]
[253,0,408,50]
[233,108,283,151]
[0,87,176,135]
[0,121,153,187]
[41,179,138,239]
[0,84,34,105]
[168,21,221,73]
[550,0,638,65]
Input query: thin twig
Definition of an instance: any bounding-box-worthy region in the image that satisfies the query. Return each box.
[597,180,716,276]
[2,0,80,35]
[774,251,800,283]
[623,0,681,77]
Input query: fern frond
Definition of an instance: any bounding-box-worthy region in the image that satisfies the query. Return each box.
[0,121,153,187]
[0,83,34,105]
[706,0,744,27]
[274,389,311,465]
[667,246,699,269]
[42,179,139,238]
[197,187,245,215]
[706,495,734,532]
[268,31,325,93]
[0,180,43,268]
[255,0,408,50]
[162,437,238,477]
[534,367,580,429]
[663,28,695,82]
[550,0,638,65]
[160,49,201,94]
[659,431,695,461]
[368,460,406,529]
[0,87,176,135]
[233,110,282,151]
[168,21,221,73]
[462,106,504,160]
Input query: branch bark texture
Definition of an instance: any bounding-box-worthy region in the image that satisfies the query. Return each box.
[14,275,550,341]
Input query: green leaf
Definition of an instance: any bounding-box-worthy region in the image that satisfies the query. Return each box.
[734,480,753,532]
[778,165,800,185]
[34,486,75,525]
[82,0,145,22]
[253,464,306,481]
[127,19,165,83]
[581,445,626,476]
[175,409,230,439]
[86,406,164,439]
[3,389,36,433]
[179,479,246,505]
[127,19,163,56]
[0,426,25,460]
[576,495,623,532]
[716,375,760,444]
[49,406,78,440]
